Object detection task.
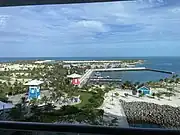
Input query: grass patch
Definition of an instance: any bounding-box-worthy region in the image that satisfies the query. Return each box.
[74,92,93,108]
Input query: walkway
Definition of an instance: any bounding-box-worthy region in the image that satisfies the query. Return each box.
[79,69,93,88]
[100,90,129,127]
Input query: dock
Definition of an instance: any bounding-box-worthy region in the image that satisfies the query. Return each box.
[78,67,174,87]
[146,68,174,74]
[79,69,93,88]
[94,67,147,72]
[89,78,122,82]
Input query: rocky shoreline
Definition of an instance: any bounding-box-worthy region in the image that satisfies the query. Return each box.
[119,100,180,129]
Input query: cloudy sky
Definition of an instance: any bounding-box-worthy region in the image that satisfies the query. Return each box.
[0,0,180,57]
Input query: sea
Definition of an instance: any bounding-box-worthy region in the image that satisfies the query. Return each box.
[1,56,179,83]
[1,56,178,128]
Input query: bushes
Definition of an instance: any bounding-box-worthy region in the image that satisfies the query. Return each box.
[88,93,104,108]
[44,105,81,116]
[0,94,8,102]
[114,92,119,96]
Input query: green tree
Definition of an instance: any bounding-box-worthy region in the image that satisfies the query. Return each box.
[167,87,173,100]
[164,78,169,84]
[41,96,49,105]
[156,93,161,100]
[175,78,180,86]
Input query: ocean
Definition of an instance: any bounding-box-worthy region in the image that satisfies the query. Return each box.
[100,57,180,83]
[0,56,179,82]
[0,56,178,128]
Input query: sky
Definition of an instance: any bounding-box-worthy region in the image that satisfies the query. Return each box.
[0,0,180,57]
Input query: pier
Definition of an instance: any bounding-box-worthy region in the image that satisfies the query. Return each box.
[94,67,146,72]
[94,67,173,74]
[79,69,93,88]
[146,68,174,74]
[89,78,122,82]
[78,67,174,87]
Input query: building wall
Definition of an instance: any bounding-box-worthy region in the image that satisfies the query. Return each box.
[138,86,151,95]
[28,85,41,100]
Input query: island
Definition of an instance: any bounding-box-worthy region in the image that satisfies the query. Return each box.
[0,59,180,129]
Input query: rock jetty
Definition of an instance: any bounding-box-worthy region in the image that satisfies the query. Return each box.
[120,100,180,129]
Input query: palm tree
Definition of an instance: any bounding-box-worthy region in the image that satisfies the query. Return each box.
[156,93,161,100]
[50,92,56,102]
[167,87,173,101]
[172,74,178,80]
[164,78,169,83]
[41,96,49,105]
[134,82,140,87]
[175,78,180,86]
[30,98,37,106]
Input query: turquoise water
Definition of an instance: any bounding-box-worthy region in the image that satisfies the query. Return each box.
[0,57,178,128]
[99,57,179,82]
[0,57,179,82]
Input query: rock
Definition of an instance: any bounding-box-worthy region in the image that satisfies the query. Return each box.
[119,99,180,129]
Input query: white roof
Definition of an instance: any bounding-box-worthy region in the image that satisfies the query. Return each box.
[24,79,44,86]
[67,73,81,78]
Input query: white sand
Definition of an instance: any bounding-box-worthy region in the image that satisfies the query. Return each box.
[99,90,129,127]
[0,63,45,71]
[99,88,180,127]
[111,89,180,107]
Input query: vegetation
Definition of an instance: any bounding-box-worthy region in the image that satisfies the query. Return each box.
[2,60,180,125]
[74,92,93,108]
[114,92,119,96]
[1,61,109,124]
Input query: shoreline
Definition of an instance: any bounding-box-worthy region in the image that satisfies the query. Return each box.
[101,89,180,129]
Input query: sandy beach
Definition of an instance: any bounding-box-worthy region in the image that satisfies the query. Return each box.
[99,90,129,127]
[100,88,180,128]
[103,88,180,107]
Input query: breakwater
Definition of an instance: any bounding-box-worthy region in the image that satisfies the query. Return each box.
[119,100,180,129]
[146,68,174,74]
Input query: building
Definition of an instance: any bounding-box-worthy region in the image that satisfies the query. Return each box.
[137,85,151,95]
[24,80,44,100]
[67,73,81,85]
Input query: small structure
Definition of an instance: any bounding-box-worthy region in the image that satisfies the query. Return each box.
[24,79,44,100]
[67,73,81,85]
[72,95,80,103]
[67,73,81,78]
[137,85,151,95]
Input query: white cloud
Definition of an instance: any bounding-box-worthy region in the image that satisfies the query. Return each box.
[72,20,108,32]
[0,0,180,56]
[0,15,9,29]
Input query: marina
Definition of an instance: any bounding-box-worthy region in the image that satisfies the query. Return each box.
[79,67,174,87]
[89,78,122,82]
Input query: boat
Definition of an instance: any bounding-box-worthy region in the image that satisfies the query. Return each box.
[94,72,101,77]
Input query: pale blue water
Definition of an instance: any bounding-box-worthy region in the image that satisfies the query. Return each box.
[0,57,179,83]
[0,56,177,128]
[98,57,179,82]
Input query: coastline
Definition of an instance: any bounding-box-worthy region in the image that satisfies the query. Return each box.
[101,89,180,129]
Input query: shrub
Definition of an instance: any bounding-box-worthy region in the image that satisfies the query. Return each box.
[114,93,119,96]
